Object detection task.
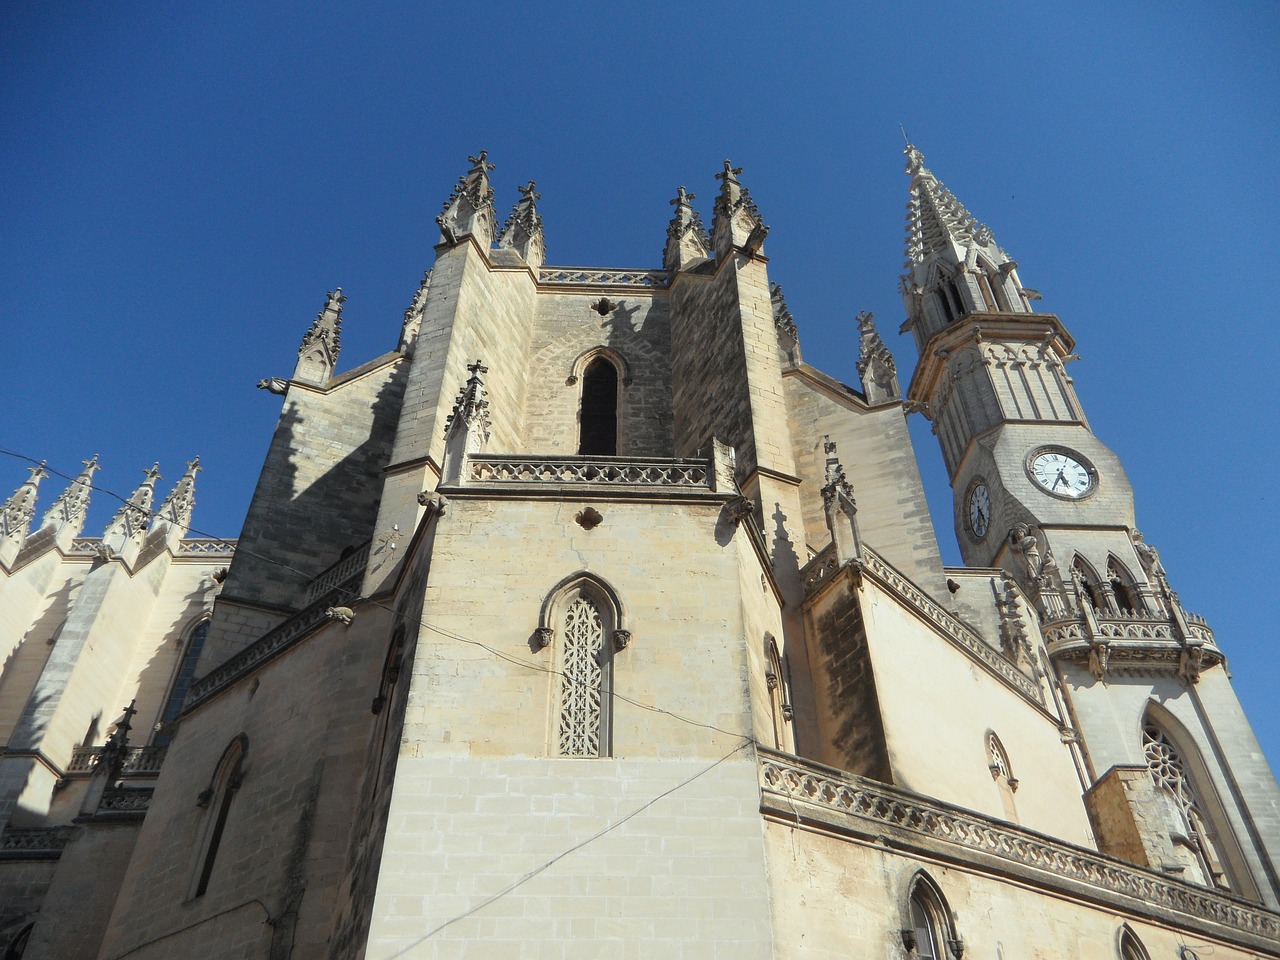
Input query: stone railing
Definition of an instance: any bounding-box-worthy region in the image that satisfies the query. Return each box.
[69,538,101,555]
[538,267,670,288]
[66,744,168,777]
[466,455,712,490]
[1043,609,1218,658]
[185,560,366,710]
[305,541,371,605]
[0,827,74,860]
[97,788,153,815]
[177,538,236,557]
[757,750,1280,947]
[800,544,840,594]
[860,549,1045,707]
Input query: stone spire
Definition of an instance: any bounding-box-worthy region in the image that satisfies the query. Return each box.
[441,361,492,485]
[855,310,900,403]
[0,462,46,565]
[770,283,801,364]
[294,289,345,386]
[399,269,432,357]
[499,181,546,268]
[899,143,1032,351]
[820,437,862,565]
[437,150,497,249]
[152,457,200,542]
[711,160,769,259]
[39,455,99,538]
[663,186,710,272]
[102,463,161,555]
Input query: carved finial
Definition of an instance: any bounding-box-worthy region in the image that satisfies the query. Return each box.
[438,151,497,246]
[664,185,710,271]
[712,160,766,258]
[499,180,545,267]
[295,288,344,384]
[904,142,925,176]
[156,457,200,531]
[820,436,854,507]
[1,461,46,542]
[40,455,98,535]
[856,310,900,402]
[444,360,492,439]
[104,463,161,543]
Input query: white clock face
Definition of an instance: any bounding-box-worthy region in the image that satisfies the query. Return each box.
[968,483,991,538]
[1030,450,1093,499]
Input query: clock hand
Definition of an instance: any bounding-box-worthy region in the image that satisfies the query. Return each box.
[1052,468,1067,489]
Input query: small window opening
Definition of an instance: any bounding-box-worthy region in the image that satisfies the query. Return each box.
[1107,560,1140,614]
[578,358,618,456]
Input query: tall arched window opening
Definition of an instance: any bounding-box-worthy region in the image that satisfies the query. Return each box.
[764,635,793,751]
[559,596,610,756]
[1119,925,1151,960]
[191,736,246,898]
[154,617,210,747]
[987,732,1019,822]
[578,358,618,455]
[1072,557,1106,612]
[1107,558,1140,615]
[902,873,958,960]
[1143,719,1232,890]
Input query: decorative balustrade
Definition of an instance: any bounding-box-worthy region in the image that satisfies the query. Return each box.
[69,538,100,554]
[1044,610,1217,654]
[305,541,371,605]
[466,455,712,490]
[66,744,168,777]
[0,827,74,860]
[860,550,1045,707]
[98,788,153,814]
[758,750,1280,946]
[177,538,236,557]
[538,267,670,288]
[186,560,366,710]
[800,544,839,594]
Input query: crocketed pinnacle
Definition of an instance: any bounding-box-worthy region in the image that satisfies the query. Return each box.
[1,461,46,540]
[41,455,99,534]
[444,360,491,438]
[500,181,543,243]
[856,310,896,381]
[903,143,994,268]
[663,186,710,270]
[299,289,345,360]
[105,463,161,540]
[157,457,201,529]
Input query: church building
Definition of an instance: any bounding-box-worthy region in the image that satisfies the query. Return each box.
[1,147,1277,959]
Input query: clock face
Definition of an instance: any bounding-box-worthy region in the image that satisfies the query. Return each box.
[967,483,991,539]
[1029,449,1094,499]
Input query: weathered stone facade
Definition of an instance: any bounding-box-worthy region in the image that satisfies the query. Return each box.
[2,148,1278,959]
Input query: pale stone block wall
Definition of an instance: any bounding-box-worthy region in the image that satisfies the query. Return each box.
[0,568,80,745]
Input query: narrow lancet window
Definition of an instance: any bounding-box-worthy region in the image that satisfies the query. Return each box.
[558,597,607,756]
[578,358,618,455]
[154,618,210,747]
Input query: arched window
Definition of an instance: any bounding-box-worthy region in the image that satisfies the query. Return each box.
[539,574,625,758]
[578,357,619,455]
[764,635,793,751]
[191,735,247,898]
[902,873,958,960]
[1142,717,1231,890]
[1107,558,1141,615]
[1071,556,1106,612]
[987,732,1019,822]
[1118,924,1151,960]
[3,923,32,960]
[154,617,211,747]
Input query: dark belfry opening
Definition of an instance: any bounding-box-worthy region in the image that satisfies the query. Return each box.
[578,358,618,455]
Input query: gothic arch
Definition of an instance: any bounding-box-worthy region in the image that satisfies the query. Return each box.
[1106,555,1142,614]
[1117,924,1151,960]
[190,734,248,898]
[986,730,1019,822]
[539,573,627,758]
[153,614,212,747]
[1070,554,1106,612]
[1141,703,1250,895]
[973,253,1010,312]
[898,870,961,959]
[569,345,631,384]
[764,634,793,751]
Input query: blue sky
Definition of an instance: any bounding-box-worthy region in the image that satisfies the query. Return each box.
[4,5,1278,766]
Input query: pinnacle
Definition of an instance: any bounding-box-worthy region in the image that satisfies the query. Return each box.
[902,142,992,266]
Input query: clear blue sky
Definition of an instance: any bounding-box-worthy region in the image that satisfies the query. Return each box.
[4,5,1278,765]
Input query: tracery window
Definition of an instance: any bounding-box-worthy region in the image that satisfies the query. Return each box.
[154,617,210,747]
[1143,720,1230,890]
[987,732,1019,822]
[1072,557,1106,611]
[1118,925,1151,960]
[903,873,956,960]
[558,596,609,757]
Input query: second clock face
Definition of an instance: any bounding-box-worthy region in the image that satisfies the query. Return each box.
[1029,449,1094,499]
[968,483,991,538]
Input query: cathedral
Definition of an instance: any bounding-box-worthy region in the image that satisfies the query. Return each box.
[1,146,1278,960]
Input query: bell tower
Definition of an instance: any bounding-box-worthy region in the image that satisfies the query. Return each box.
[902,144,1280,902]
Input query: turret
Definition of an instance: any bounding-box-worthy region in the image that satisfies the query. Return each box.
[294,289,345,386]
